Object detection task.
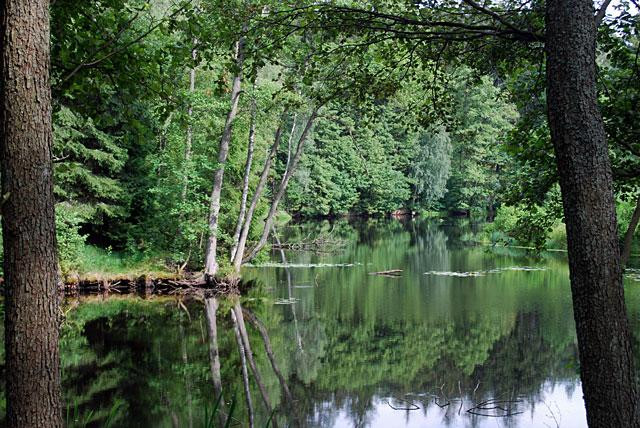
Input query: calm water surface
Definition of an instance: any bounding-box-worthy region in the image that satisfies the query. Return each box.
[2,219,640,427]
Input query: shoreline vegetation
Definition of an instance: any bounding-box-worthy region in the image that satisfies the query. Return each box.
[3,213,638,296]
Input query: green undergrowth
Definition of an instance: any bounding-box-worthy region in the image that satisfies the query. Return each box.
[472,200,640,256]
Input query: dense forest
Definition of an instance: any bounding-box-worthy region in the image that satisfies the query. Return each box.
[2,0,637,280]
[2,0,640,427]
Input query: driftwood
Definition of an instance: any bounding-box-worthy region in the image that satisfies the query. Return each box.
[386,398,420,410]
[57,274,242,298]
[466,398,523,417]
[368,269,403,277]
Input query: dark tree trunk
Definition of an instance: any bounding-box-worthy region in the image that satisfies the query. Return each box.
[621,196,640,267]
[1,1,63,426]
[545,2,640,426]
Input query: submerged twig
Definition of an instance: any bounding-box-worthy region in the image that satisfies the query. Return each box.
[386,398,420,411]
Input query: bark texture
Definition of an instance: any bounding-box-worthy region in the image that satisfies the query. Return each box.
[621,196,640,267]
[546,2,640,426]
[1,0,63,426]
[204,37,245,280]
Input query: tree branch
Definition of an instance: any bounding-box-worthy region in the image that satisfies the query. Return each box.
[462,0,543,41]
[595,0,613,27]
[61,3,189,83]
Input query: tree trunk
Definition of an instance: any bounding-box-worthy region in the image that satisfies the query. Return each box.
[232,114,287,272]
[272,226,303,352]
[230,85,258,261]
[232,303,275,420]
[242,308,294,404]
[545,2,640,426]
[204,298,224,402]
[244,108,319,263]
[280,113,297,188]
[1,1,63,426]
[179,321,194,428]
[204,297,228,427]
[203,36,245,280]
[181,44,198,203]
[231,307,255,428]
[621,196,640,267]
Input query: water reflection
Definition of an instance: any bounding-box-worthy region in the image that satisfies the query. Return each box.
[5,218,640,427]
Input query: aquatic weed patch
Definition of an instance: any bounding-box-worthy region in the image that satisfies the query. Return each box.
[424,266,547,278]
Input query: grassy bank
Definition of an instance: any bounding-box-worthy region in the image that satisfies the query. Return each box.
[63,245,175,283]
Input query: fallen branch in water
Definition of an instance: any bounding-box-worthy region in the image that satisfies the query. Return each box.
[369,269,402,277]
[466,398,524,417]
[386,398,420,410]
[58,273,243,298]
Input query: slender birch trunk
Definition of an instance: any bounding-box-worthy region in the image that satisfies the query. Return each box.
[179,322,194,428]
[205,298,224,395]
[232,303,275,419]
[204,297,225,426]
[242,308,293,404]
[232,114,287,272]
[181,44,198,203]
[203,35,245,281]
[280,113,297,187]
[621,195,640,267]
[273,226,304,352]
[244,108,319,264]
[231,307,255,428]
[230,84,258,261]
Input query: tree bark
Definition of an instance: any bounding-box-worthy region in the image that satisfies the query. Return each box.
[545,2,640,426]
[621,196,640,267]
[244,108,319,263]
[1,1,63,426]
[203,36,245,280]
[230,85,258,262]
[232,114,287,272]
